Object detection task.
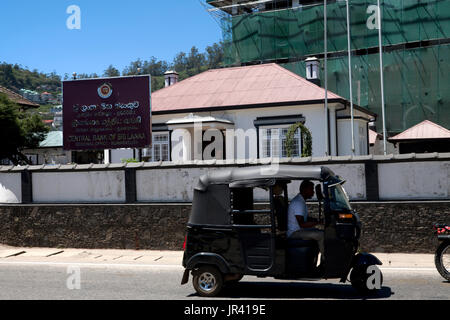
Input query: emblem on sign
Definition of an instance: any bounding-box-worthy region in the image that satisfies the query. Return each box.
[98,83,113,99]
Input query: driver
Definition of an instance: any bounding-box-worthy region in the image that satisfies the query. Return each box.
[287,180,324,265]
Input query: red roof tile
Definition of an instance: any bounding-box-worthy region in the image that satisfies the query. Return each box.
[389,120,450,141]
[152,63,344,113]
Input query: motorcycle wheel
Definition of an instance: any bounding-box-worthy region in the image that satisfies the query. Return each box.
[435,241,450,282]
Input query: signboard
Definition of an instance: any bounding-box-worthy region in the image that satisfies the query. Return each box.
[62,75,151,150]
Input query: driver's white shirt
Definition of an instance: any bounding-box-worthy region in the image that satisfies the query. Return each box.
[287,194,308,237]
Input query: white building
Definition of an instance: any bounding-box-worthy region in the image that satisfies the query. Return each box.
[107,63,376,163]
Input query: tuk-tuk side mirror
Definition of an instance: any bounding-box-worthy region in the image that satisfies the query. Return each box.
[315,184,324,201]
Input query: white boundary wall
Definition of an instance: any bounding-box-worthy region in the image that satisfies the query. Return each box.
[378,161,450,200]
[136,163,366,202]
[32,171,125,203]
[0,173,21,203]
[1,154,449,203]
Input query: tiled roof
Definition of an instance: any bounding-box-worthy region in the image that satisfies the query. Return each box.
[152,63,345,113]
[389,120,450,141]
[0,86,39,108]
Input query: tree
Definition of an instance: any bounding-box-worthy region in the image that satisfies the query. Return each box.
[122,59,144,76]
[76,73,99,79]
[285,122,312,157]
[19,113,49,150]
[187,46,206,72]
[103,65,120,77]
[0,93,24,163]
[0,93,49,165]
[0,63,17,88]
[142,57,169,76]
[206,42,224,69]
[173,52,188,73]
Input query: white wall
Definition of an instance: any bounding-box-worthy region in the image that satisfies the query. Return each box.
[0,173,21,203]
[152,104,343,162]
[137,167,208,202]
[337,119,368,156]
[378,161,450,200]
[1,159,448,204]
[106,103,371,164]
[32,171,126,203]
[229,105,332,158]
[136,163,366,202]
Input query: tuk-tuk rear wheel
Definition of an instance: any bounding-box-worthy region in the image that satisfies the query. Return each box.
[350,265,383,295]
[192,266,224,297]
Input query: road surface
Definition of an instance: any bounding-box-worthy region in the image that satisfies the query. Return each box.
[0,246,448,300]
[0,262,448,300]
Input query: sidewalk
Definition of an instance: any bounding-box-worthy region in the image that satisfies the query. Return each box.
[0,244,436,269]
[0,244,183,267]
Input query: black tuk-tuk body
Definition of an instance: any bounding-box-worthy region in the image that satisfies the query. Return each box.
[181,165,382,296]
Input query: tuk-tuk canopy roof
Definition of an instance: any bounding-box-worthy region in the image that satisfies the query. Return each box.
[195,165,335,191]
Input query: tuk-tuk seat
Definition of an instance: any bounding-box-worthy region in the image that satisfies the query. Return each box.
[286,238,317,248]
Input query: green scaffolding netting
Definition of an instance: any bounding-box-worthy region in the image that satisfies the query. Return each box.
[282,44,450,134]
[217,0,450,133]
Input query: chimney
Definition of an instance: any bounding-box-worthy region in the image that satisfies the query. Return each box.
[305,57,321,86]
[164,70,179,87]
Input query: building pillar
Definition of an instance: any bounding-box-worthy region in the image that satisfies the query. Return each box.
[125,168,137,203]
[21,170,33,204]
[365,161,379,201]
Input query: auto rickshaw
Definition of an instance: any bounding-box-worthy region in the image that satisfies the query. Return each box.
[181,165,383,296]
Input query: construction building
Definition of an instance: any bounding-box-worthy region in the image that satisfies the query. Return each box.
[204,0,450,136]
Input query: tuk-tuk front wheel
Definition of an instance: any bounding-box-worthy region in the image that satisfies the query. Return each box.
[192,266,224,297]
[350,265,383,295]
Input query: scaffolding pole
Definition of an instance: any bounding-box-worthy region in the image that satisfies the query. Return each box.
[346,0,355,155]
[324,0,329,156]
[378,0,387,155]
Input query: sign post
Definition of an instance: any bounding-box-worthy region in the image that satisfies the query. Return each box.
[62,75,151,151]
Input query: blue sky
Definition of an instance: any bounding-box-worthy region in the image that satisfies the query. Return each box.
[0,0,223,77]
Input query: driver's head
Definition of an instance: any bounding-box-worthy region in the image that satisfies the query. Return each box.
[300,180,315,200]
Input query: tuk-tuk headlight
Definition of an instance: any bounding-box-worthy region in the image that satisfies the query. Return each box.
[338,213,353,220]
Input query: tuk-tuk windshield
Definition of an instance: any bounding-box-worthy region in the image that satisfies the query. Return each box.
[329,183,352,211]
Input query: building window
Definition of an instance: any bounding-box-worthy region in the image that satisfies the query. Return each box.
[259,127,302,158]
[142,132,170,162]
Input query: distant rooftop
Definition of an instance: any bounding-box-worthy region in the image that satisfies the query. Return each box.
[39,131,63,148]
[0,86,39,108]
[389,120,450,141]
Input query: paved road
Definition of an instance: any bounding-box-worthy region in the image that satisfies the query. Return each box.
[0,263,448,300]
[0,246,448,300]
